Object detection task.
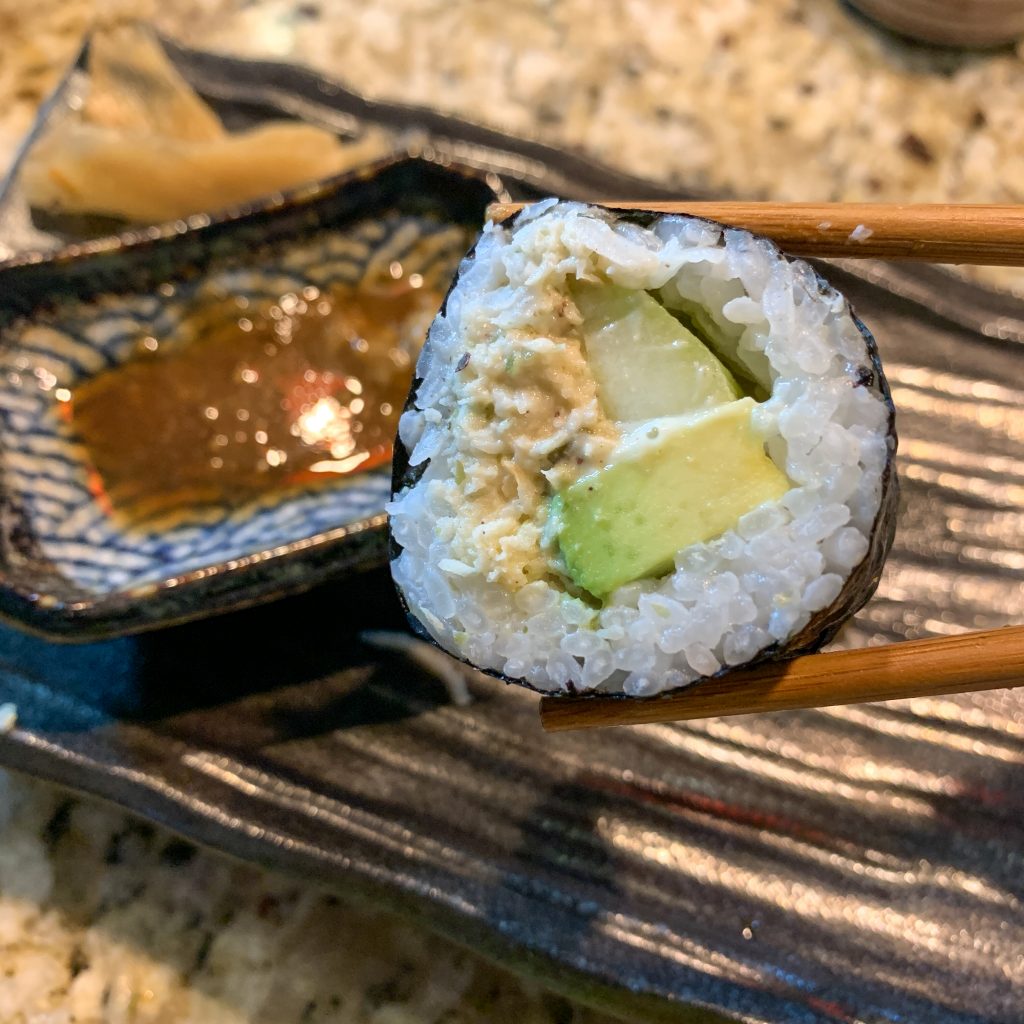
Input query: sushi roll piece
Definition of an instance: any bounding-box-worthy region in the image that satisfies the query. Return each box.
[388,201,897,697]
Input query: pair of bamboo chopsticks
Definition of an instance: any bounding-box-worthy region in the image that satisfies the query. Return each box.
[485,202,1024,731]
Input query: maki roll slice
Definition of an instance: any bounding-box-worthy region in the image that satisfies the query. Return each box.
[388,201,897,697]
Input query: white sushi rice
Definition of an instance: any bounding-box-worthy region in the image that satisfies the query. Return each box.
[389,201,893,695]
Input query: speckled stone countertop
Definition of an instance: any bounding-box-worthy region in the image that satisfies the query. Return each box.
[2,1,1023,1021]
[5,0,1024,286]
[0,773,623,1023]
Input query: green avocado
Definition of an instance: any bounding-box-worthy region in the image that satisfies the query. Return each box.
[572,282,740,421]
[555,399,789,599]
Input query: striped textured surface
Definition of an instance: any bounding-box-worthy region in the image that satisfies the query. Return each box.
[1,261,1023,1022]
[0,211,466,595]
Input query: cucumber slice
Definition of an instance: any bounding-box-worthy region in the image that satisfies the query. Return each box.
[572,282,740,422]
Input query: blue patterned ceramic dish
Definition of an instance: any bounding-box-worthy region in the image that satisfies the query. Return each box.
[0,157,495,638]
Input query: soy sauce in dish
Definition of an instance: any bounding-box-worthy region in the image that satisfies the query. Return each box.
[64,280,440,529]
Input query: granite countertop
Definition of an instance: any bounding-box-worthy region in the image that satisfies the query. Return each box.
[1,773,621,1023]
[2,1,1023,1021]
[5,0,1024,286]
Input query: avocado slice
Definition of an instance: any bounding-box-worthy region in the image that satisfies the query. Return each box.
[555,398,789,599]
[572,282,740,421]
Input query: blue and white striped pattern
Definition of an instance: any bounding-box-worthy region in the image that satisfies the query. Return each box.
[0,212,468,595]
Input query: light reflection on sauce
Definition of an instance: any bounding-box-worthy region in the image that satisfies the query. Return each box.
[66,281,440,527]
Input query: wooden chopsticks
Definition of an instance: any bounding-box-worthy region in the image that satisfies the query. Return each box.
[503,198,1024,729]
[487,201,1024,266]
[539,625,1024,732]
